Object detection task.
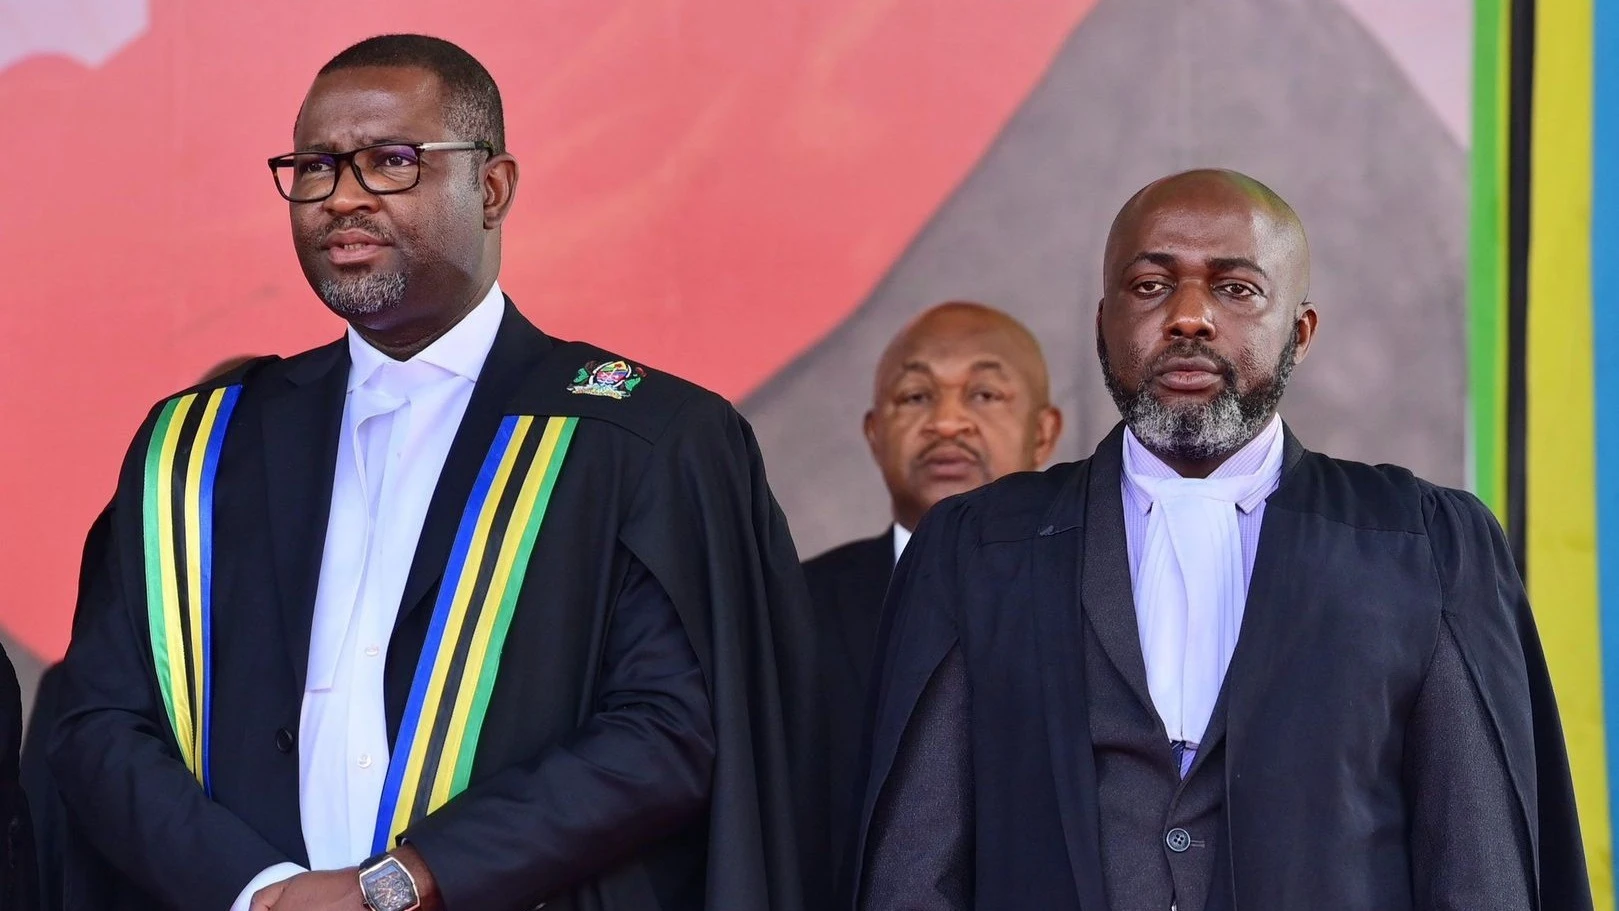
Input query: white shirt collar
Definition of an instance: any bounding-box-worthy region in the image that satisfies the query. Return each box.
[892,523,913,565]
[1122,415,1285,517]
[344,281,506,392]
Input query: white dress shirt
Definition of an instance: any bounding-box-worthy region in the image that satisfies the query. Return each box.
[892,524,913,564]
[1120,417,1284,775]
[232,282,505,910]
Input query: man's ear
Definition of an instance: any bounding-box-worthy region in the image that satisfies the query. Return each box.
[1292,301,1319,364]
[482,153,519,229]
[1033,406,1063,467]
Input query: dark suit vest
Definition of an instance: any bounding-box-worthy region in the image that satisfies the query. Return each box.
[1085,603,1228,911]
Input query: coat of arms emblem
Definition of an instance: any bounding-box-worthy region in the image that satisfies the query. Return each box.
[567,359,645,400]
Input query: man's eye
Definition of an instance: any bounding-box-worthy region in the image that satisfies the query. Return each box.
[296,157,335,175]
[970,389,1005,403]
[1219,283,1257,298]
[1134,280,1169,295]
[362,147,420,170]
[897,391,931,406]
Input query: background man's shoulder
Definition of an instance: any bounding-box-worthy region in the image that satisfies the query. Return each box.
[803,532,891,588]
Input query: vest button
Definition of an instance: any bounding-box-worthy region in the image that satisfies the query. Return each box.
[275,728,295,753]
[1164,827,1192,853]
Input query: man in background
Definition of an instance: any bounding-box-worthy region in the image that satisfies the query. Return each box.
[803,301,1060,877]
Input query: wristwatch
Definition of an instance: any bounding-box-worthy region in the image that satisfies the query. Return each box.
[358,852,421,911]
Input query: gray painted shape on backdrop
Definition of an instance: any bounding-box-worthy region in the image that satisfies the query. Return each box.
[745,0,1466,559]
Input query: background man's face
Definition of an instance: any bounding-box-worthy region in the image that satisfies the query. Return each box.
[866,316,1058,529]
[290,66,489,330]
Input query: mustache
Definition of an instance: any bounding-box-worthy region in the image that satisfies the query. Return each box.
[1146,341,1239,382]
[315,215,395,246]
[915,439,985,465]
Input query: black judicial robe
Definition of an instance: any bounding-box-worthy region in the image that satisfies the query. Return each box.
[0,640,35,911]
[50,302,820,911]
[848,424,1591,911]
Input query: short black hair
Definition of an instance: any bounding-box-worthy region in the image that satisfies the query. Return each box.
[317,34,505,154]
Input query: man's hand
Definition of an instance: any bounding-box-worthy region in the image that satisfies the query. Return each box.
[249,848,440,911]
[261,869,365,910]
[248,878,289,911]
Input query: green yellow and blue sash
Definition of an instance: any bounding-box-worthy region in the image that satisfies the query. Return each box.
[140,385,242,795]
[371,414,579,852]
[141,398,576,834]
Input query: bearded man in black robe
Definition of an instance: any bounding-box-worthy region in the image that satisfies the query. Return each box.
[849,169,1590,911]
[50,34,817,911]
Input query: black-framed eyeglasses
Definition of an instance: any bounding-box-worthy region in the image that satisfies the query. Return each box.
[268,141,494,202]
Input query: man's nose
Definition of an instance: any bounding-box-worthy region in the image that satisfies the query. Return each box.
[1163,284,1217,340]
[926,397,976,437]
[321,163,380,215]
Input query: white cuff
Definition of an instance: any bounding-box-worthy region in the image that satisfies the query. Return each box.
[229,862,307,911]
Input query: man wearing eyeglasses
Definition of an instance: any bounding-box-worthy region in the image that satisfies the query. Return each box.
[49,34,818,911]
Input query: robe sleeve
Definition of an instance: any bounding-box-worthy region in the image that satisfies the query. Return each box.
[1405,621,1532,909]
[17,510,105,908]
[1424,488,1593,911]
[617,393,824,911]
[858,645,972,911]
[402,553,715,911]
[49,435,293,910]
[846,497,975,909]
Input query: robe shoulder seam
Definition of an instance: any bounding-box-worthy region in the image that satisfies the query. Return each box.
[1264,502,1427,537]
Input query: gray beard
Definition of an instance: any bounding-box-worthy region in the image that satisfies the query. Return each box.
[1100,336,1294,463]
[317,272,408,318]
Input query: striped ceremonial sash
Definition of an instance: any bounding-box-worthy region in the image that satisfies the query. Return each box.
[140,385,242,794]
[372,414,579,852]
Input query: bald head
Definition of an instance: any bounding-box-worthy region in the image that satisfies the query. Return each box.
[865,301,1062,530]
[1095,169,1319,476]
[1105,169,1310,303]
[874,302,1052,406]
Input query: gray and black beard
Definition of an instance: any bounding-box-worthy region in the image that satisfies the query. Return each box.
[317,271,408,318]
[1099,334,1295,462]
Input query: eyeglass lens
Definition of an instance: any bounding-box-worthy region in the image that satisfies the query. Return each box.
[274,144,423,201]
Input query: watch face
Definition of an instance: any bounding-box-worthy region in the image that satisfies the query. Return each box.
[360,858,418,911]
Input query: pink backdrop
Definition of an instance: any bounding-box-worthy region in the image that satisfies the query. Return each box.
[0,0,1095,660]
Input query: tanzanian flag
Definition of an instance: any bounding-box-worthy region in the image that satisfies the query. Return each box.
[1470,0,1619,902]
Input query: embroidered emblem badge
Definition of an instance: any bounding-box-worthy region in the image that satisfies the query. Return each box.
[566,359,645,400]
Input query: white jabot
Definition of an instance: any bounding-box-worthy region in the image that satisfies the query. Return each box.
[231,282,506,911]
[1122,417,1284,749]
[892,524,913,565]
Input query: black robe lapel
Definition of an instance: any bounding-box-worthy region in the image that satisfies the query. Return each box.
[836,532,896,684]
[1182,429,1306,780]
[393,300,553,629]
[1028,461,1111,911]
[1080,425,1159,721]
[260,340,348,690]
[1218,426,1308,776]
